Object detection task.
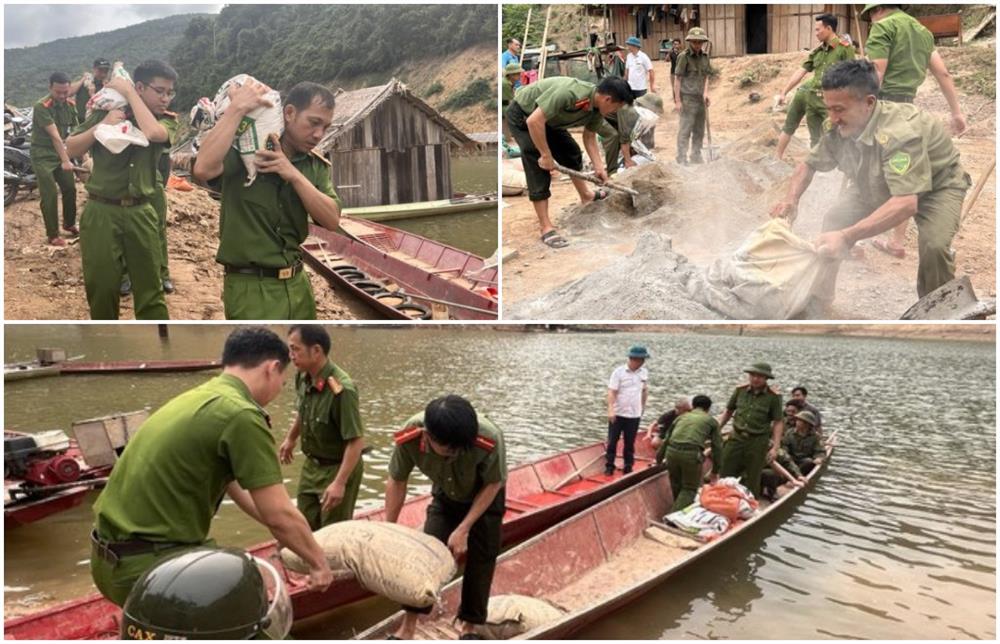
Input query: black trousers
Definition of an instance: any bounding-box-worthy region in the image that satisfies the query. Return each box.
[507,101,584,202]
[606,416,641,470]
[403,488,505,624]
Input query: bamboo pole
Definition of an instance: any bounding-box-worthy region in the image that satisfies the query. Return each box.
[538,5,553,80]
[852,5,865,57]
[521,6,532,56]
[961,156,996,223]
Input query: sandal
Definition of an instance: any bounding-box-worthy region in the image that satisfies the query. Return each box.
[590,187,611,202]
[872,238,905,259]
[540,230,570,249]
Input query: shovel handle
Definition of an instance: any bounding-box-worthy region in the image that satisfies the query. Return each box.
[552,163,640,197]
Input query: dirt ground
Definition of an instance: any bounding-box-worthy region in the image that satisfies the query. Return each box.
[502,46,996,320]
[3,183,370,320]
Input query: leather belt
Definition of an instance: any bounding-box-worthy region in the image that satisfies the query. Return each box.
[87,192,149,207]
[224,262,303,280]
[667,443,703,452]
[90,530,188,564]
[879,93,914,104]
[306,454,342,467]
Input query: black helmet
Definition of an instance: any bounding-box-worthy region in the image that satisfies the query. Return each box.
[121,547,292,640]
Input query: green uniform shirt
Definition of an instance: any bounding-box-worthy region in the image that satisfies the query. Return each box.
[513,77,605,132]
[803,34,856,93]
[157,112,179,185]
[807,101,968,206]
[388,411,507,503]
[865,10,935,98]
[72,108,175,200]
[727,384,783,435]
[295,361,364,461]
[613,104,641,144]
[667,409,723,474]
[674,48,713,96]
[502,78,514,106]
[31,95,79,160]
[75,78,103,123]
[215,147,341,269]
[93,374,283,544]
[781,428,825,461]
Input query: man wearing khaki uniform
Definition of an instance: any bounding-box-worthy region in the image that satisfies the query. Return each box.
[672,27,713,165]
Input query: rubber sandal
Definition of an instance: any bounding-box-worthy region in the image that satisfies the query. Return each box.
[872,238,905,259]
[540,230,570,248]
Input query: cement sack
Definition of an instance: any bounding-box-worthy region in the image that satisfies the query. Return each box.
[193,74,283,186]
[86,62,132,115]
[502,158,526,196]
[94,121,149,154]
[475,595,564,639]
[683,219,832,319]
[280,520,455,608]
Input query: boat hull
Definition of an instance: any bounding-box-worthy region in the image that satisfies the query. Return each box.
[343,196,497,222]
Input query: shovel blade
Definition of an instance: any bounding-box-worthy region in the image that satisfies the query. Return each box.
[900,275,994,320]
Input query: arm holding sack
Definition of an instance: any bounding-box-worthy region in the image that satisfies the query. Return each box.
[65,108,126,157]
[105,76,167,143]
[192,78,274,183]
[256,133,342,230]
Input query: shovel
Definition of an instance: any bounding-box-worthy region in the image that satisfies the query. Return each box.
[553,162,640,209]
[705,104,720,162]
[900,275,996,320]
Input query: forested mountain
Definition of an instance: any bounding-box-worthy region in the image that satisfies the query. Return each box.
[4,14,201,105]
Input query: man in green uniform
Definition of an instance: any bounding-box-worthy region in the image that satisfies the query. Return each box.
[672,27,713,165]
[760,442,805,500]
[775,14,856,160]
[665,395,723,512]
[782,410,826,475]
[192,81,343,320]
[770,60,970,308]
[718,363,784,499]
[506,76,634,249]
[646,396,692,464]
[66,60,177,320]
[861,3,968,259]
[89,327,332,606]
[501,63,522,143]
[599,92,663,175]
[30,72,79,247]
[280,324,365,529]
[385,395,507,639]
[68,58,111,124]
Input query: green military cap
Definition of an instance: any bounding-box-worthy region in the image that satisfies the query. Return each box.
[744,362,775,379]
[794,410,818,426]
[636,92,664,115]
[628,344,650,359]
[504,63,522,77]
[685,27,710,42]
[860,4,908,19]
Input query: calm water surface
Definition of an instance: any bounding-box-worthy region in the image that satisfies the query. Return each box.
[3,326,994,639]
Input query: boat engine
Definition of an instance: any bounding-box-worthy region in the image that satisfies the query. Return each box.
[4,433,81,485]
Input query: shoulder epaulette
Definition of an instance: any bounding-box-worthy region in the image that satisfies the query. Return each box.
[574,98,592,111]
[41,97,54,108]
[394,425,422,445]
[326,375,344,395]
[768,385,781,395]
[473,435,496,452]
[839,38,851,47]
[736,383,750,389]
[310,148,332,166]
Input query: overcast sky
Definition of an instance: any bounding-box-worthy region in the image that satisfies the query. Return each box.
[4,4,223,49]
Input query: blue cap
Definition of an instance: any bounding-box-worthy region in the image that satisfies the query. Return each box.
[625,36,642,48]
[628,345,649,359]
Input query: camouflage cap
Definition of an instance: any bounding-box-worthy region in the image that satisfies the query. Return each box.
[503,62,522,76]
[685,27,710,42]
[860,4,908,19]
[744,362,775,379]
[794,410,818,426]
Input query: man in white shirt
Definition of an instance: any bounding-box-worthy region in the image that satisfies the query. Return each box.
[606,345,650,475]
[624,36,655,98]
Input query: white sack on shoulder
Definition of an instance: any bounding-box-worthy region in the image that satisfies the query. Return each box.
[94,121,149,154]
[201,74,283,186]
[86,62,132,116]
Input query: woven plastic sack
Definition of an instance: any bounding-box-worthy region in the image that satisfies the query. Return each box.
[664,504,730,539]
[475,595,564,639]
[94,121,149,154]
[695,477,759,521]
[86,62,131,115]
[280,520,456,608]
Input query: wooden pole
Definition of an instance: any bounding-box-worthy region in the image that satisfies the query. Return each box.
[852,5,865,57]
[521,6,532,56]
[771,459,804,487]
[538,5,553,80]
[961,156,996,223]
[547,453,606,491]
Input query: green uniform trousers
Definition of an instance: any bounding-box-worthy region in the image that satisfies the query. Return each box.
[506,102,583,202]
[150,185,170,281]
[296,457,364,531]
[666,446,704,512]
[599,117,623,175]
[222,270,317,320]
[719,431,770,499]
[33,157,77,239]
[817,184,968,300]
[404,489,505,624]
[676,94,706,163]
[90,539,204,606]
[80,200,168,320]
[781,89,825,148]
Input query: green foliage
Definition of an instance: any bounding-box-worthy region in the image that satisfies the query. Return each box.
[425,81,444,98]
[502,5,547,49]
[440,78,492,111]
[3,14,198,106]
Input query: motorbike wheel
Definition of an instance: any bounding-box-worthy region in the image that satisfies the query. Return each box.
[3,158,18,207]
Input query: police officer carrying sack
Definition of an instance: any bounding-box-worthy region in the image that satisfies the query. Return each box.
[384,395,507,640]
[664,394,723,513]
[718,363,784,499]
[770,60,971,309]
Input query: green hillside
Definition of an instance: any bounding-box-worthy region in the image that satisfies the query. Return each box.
[4,14,204,106]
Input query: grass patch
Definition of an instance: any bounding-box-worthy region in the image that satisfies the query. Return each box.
[957,69,995,98]
[735,61,780,88]
[441,78,493,111]
[424,81,444,98]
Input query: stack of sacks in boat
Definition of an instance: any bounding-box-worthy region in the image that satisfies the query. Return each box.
[476,595,565,639]
[664,477,759,540]
[280,521,456,606]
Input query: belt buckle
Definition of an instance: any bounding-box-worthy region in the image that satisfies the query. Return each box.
[277,267,293,280]
[120,197,135,207]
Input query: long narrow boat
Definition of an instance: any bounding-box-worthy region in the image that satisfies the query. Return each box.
[301,217,498,320]
[343,194,498,222]
[4,440,661,640]
[4,360,221,381]
[357,442,835,640]
[3,362,62,382]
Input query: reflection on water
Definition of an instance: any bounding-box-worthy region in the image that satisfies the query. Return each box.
[4,326,995,639]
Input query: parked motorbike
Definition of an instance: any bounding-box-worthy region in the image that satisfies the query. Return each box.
[4,140,36,207]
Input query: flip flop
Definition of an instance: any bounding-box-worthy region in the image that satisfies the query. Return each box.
[541,230,570,249]
[872,238,906,259]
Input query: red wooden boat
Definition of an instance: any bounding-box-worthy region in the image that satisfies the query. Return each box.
[301,217,498,320]
[4,440,661,640]
[60,360,222,375]
[357,441,835,640]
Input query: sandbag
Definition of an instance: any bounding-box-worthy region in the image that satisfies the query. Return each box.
[664,504,730,539]
[502,157,526,196]
[280,521,455,608]
[86,62,131,115]
[695,477,758,521]
[94,121,149,154]
[190,74,283,186]
[475,595,564,639]
[683,219,834,319]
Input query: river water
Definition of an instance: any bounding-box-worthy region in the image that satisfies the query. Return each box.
[4,325,995,639]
